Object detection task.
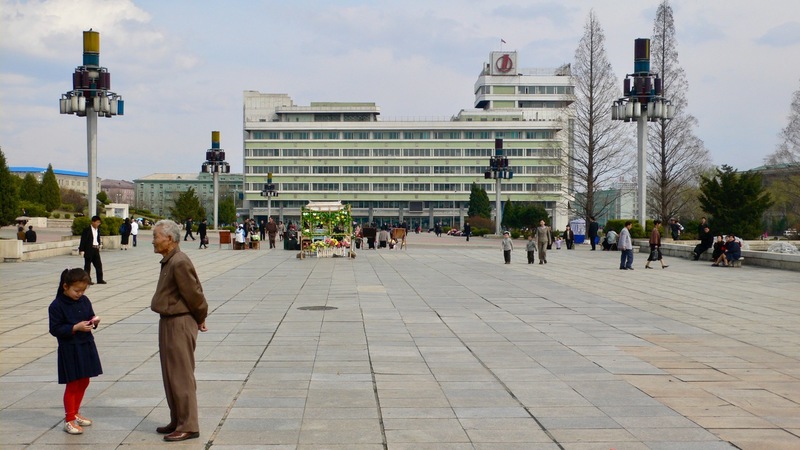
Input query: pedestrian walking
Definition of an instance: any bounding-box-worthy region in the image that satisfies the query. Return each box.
[49,268,103,435]
[588,217,599,250]
[645,219,669,269]
[562,225,574,249]
[130,218,139,247]
[183,218,195,241]
[198,218,208,249]
[464,222,471,242]
[526,235,536,264]
[534,220,551,264]
[618,221,634,270]
[78,216,106,284]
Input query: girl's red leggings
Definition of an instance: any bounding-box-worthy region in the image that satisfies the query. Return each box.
[63,378,90,422]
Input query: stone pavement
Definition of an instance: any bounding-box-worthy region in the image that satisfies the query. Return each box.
[0,232,798,449]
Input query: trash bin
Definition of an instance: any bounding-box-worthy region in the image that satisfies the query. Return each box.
[219,230,232,249]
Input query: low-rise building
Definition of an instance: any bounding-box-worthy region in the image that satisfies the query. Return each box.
[10,166,100,195]
[134,173,244,220]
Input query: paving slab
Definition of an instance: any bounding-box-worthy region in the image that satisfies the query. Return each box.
[1,231,798,449]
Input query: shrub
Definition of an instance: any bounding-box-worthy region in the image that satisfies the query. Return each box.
[100,216,124,236]
[20,201,49,218]
[52,212,61,219]
[71,216,91,236]
[65,213,71,219]
[472,227,491,237]
[466,215,494,231]
[510,230,522,239]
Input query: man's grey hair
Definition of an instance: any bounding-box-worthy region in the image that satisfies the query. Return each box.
[154,219,181,243]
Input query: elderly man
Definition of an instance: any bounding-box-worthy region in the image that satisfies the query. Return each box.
[150,220,208,442]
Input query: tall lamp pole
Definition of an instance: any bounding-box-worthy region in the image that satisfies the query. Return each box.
[201,131,230,229]
[611,38,673,229]
[59,30,124,218]
[261,172,278,218]
[484,138,513,235]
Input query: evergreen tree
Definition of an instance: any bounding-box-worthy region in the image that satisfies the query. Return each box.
[467,183,491,218]
[501,197,516,229]
[41,164,62,212]
[571,10,631,224]
[0,149,20,226]
[648,0,711,221]
[169,187,204,223]
[20,173,41,203]
[698,165,773,239]
[219,195,237,226]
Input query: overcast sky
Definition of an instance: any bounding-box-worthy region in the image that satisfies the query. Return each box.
[2,0,799,181]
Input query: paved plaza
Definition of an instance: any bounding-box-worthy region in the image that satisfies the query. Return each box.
[0,231,798,449]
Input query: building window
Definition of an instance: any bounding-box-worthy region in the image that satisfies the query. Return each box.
[434,148,461,157]
[403,166,431,174]
[342,148,370,157]
[283,183,309,191]
[373,183,400,191]
[342,166,368,174]
[433,183,460,191]
[283,166,310,174]
[248,166,281,174]
[434,166,461,174]
[402,148,431,157]
[312,148,340,157]
[315,114,340,122]
[251,148,280,157]
[342,183,369,191]
[312,183,340,190]
[282,132,294,139]
[343,114,370,121]
[464,148,492,157]
[313,166,340,174]
[373,148,401,157]
[372,166,400,174]
[403,183,429,191]
[283,148,310,157]
[403,131,431,140]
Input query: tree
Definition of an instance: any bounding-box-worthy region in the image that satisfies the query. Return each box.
[20,173,41,203]
[501,197,516,229]
[169,187,205,223]
[219,195,237,226]
[41,164,61,212]
[0,148,20,226]
[648,0,711,221]
[766,79,800,165]
[97,191,109,205]
[698,165,773,239]
[467,183,491,218]
[61,187,87,213]
[570,10,631,224]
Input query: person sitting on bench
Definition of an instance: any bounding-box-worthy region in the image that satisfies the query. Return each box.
[713,234,740,267]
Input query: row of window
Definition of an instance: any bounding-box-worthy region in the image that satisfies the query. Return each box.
[249,130,555,140]
[247,147,563,158]
[244,182,562,193]
[246,164,561,175]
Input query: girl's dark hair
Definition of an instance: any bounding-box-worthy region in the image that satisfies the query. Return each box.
[57,268,91,296]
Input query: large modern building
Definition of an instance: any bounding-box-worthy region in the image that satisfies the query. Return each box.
[10,166,100,195]
[243,51,575,230]
[134,173,244,220]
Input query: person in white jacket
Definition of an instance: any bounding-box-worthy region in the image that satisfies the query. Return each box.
[618,221,634,270]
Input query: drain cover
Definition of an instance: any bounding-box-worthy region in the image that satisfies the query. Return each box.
[297,306,338,311]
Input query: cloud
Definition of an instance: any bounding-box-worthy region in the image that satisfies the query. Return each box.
[756,22,800,47]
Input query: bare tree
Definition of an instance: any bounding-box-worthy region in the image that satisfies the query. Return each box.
[648,0,711,221]
[766,79,800,164]
[570,10,632,222]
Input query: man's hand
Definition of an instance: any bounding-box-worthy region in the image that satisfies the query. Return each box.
[198,322,208,332]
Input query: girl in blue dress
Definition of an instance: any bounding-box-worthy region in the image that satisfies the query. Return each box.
[48,268,103,435]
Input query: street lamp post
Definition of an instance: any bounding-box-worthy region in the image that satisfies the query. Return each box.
[261,172,278,218]
[59,30,124,218]
[201,131,230,229]
[610,38,673,229]
[484,138,513,235]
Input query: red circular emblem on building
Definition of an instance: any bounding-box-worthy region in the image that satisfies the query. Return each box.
[495,54,514,73]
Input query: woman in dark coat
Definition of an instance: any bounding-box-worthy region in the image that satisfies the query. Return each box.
[645,219,669,269]
[120,217,132,250]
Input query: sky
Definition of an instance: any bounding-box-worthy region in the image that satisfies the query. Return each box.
[1,0,799,182]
